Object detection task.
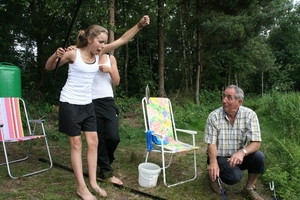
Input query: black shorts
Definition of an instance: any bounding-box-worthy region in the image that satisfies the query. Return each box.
[59,102,97,136]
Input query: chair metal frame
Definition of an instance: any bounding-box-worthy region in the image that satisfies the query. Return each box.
[0,97,53,179]
[142,97,199,187]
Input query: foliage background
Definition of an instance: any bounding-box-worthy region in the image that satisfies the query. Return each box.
[1,0,300,102]
[1,0,300,199]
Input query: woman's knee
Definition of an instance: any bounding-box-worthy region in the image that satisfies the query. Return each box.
[69,136,82,151]
[85,131,99,147]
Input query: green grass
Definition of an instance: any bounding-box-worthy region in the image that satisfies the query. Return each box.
[0,130,270,200]
[1,94,300,199]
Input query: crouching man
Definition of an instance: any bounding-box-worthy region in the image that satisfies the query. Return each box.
[204,85,265,200]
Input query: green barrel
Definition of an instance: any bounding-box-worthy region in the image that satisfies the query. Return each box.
[0,62,22,97]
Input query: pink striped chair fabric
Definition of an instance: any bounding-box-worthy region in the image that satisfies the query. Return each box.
[0,97,52,179]
[0,98,44,142]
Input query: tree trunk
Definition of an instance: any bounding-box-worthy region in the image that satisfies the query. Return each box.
[108,0,117,94]
[137,37,140,65]
[124,43,129,96]
[158,0,165,97]
[108,0,115,50]
[195,0,201,106]
[179,11,188,93]
[195,31,201,106]
[261,70,264,96]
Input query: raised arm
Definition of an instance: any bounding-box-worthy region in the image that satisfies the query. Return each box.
[101,15,150,55]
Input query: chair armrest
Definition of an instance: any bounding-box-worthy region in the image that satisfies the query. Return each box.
[29,119,45,124]
[176,128,197,135]
[176,128,198,147]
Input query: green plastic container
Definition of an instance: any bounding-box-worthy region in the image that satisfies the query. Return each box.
[0,62,22,97]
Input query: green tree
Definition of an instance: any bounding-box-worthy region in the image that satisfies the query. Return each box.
[1,0,298,103]
[242,37,276,95]
[268,3,300,91]
[196,0,292,93]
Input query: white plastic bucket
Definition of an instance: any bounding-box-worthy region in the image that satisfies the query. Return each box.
[138,162,161,187]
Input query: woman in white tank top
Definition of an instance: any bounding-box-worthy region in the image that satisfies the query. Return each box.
[92,54,123,185]
[45,16,150,200]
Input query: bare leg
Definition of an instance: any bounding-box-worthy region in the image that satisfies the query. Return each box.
[69,136,96,200]
[246,173,260,188]
[84,131,107,197]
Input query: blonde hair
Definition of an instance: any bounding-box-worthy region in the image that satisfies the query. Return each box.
[76,25,108,48]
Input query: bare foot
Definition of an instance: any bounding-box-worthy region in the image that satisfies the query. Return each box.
[109,176,123,185]
[90,184,107,198]
[76,188,97,200]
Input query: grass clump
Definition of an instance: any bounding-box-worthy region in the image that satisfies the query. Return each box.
[253,91,300,199]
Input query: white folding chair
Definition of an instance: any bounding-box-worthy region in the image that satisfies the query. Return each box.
[0,97,53,179]
[142,97,199,187]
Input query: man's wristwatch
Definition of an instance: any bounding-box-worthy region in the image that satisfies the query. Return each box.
[241,148,247,156]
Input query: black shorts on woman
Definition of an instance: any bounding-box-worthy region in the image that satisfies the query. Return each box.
[59,101,97,136]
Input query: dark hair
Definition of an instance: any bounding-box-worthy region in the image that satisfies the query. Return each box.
[76,25,108,48]
[226,85,244,100]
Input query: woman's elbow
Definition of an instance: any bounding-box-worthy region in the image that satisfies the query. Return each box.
[45,64,54,71]
[113,80,120,86]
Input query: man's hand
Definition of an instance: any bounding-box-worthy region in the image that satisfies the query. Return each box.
[207,160,220,181]
[228,150,245,168]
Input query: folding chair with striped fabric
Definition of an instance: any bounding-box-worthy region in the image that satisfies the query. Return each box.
[0,97,53,179]
[142,97,199,187]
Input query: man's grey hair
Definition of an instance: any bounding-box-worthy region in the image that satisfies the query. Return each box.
[226,85,244,100]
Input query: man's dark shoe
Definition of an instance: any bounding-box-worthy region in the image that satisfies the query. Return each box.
[241,186,264,200]
[209,178,222,195]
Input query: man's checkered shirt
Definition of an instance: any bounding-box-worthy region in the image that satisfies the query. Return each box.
[204,106,261,157]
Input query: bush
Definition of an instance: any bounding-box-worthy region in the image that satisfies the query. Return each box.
[254,91,300,199]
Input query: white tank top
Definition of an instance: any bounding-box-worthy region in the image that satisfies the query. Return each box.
[60,49,100,104]
[91,54,114,99]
